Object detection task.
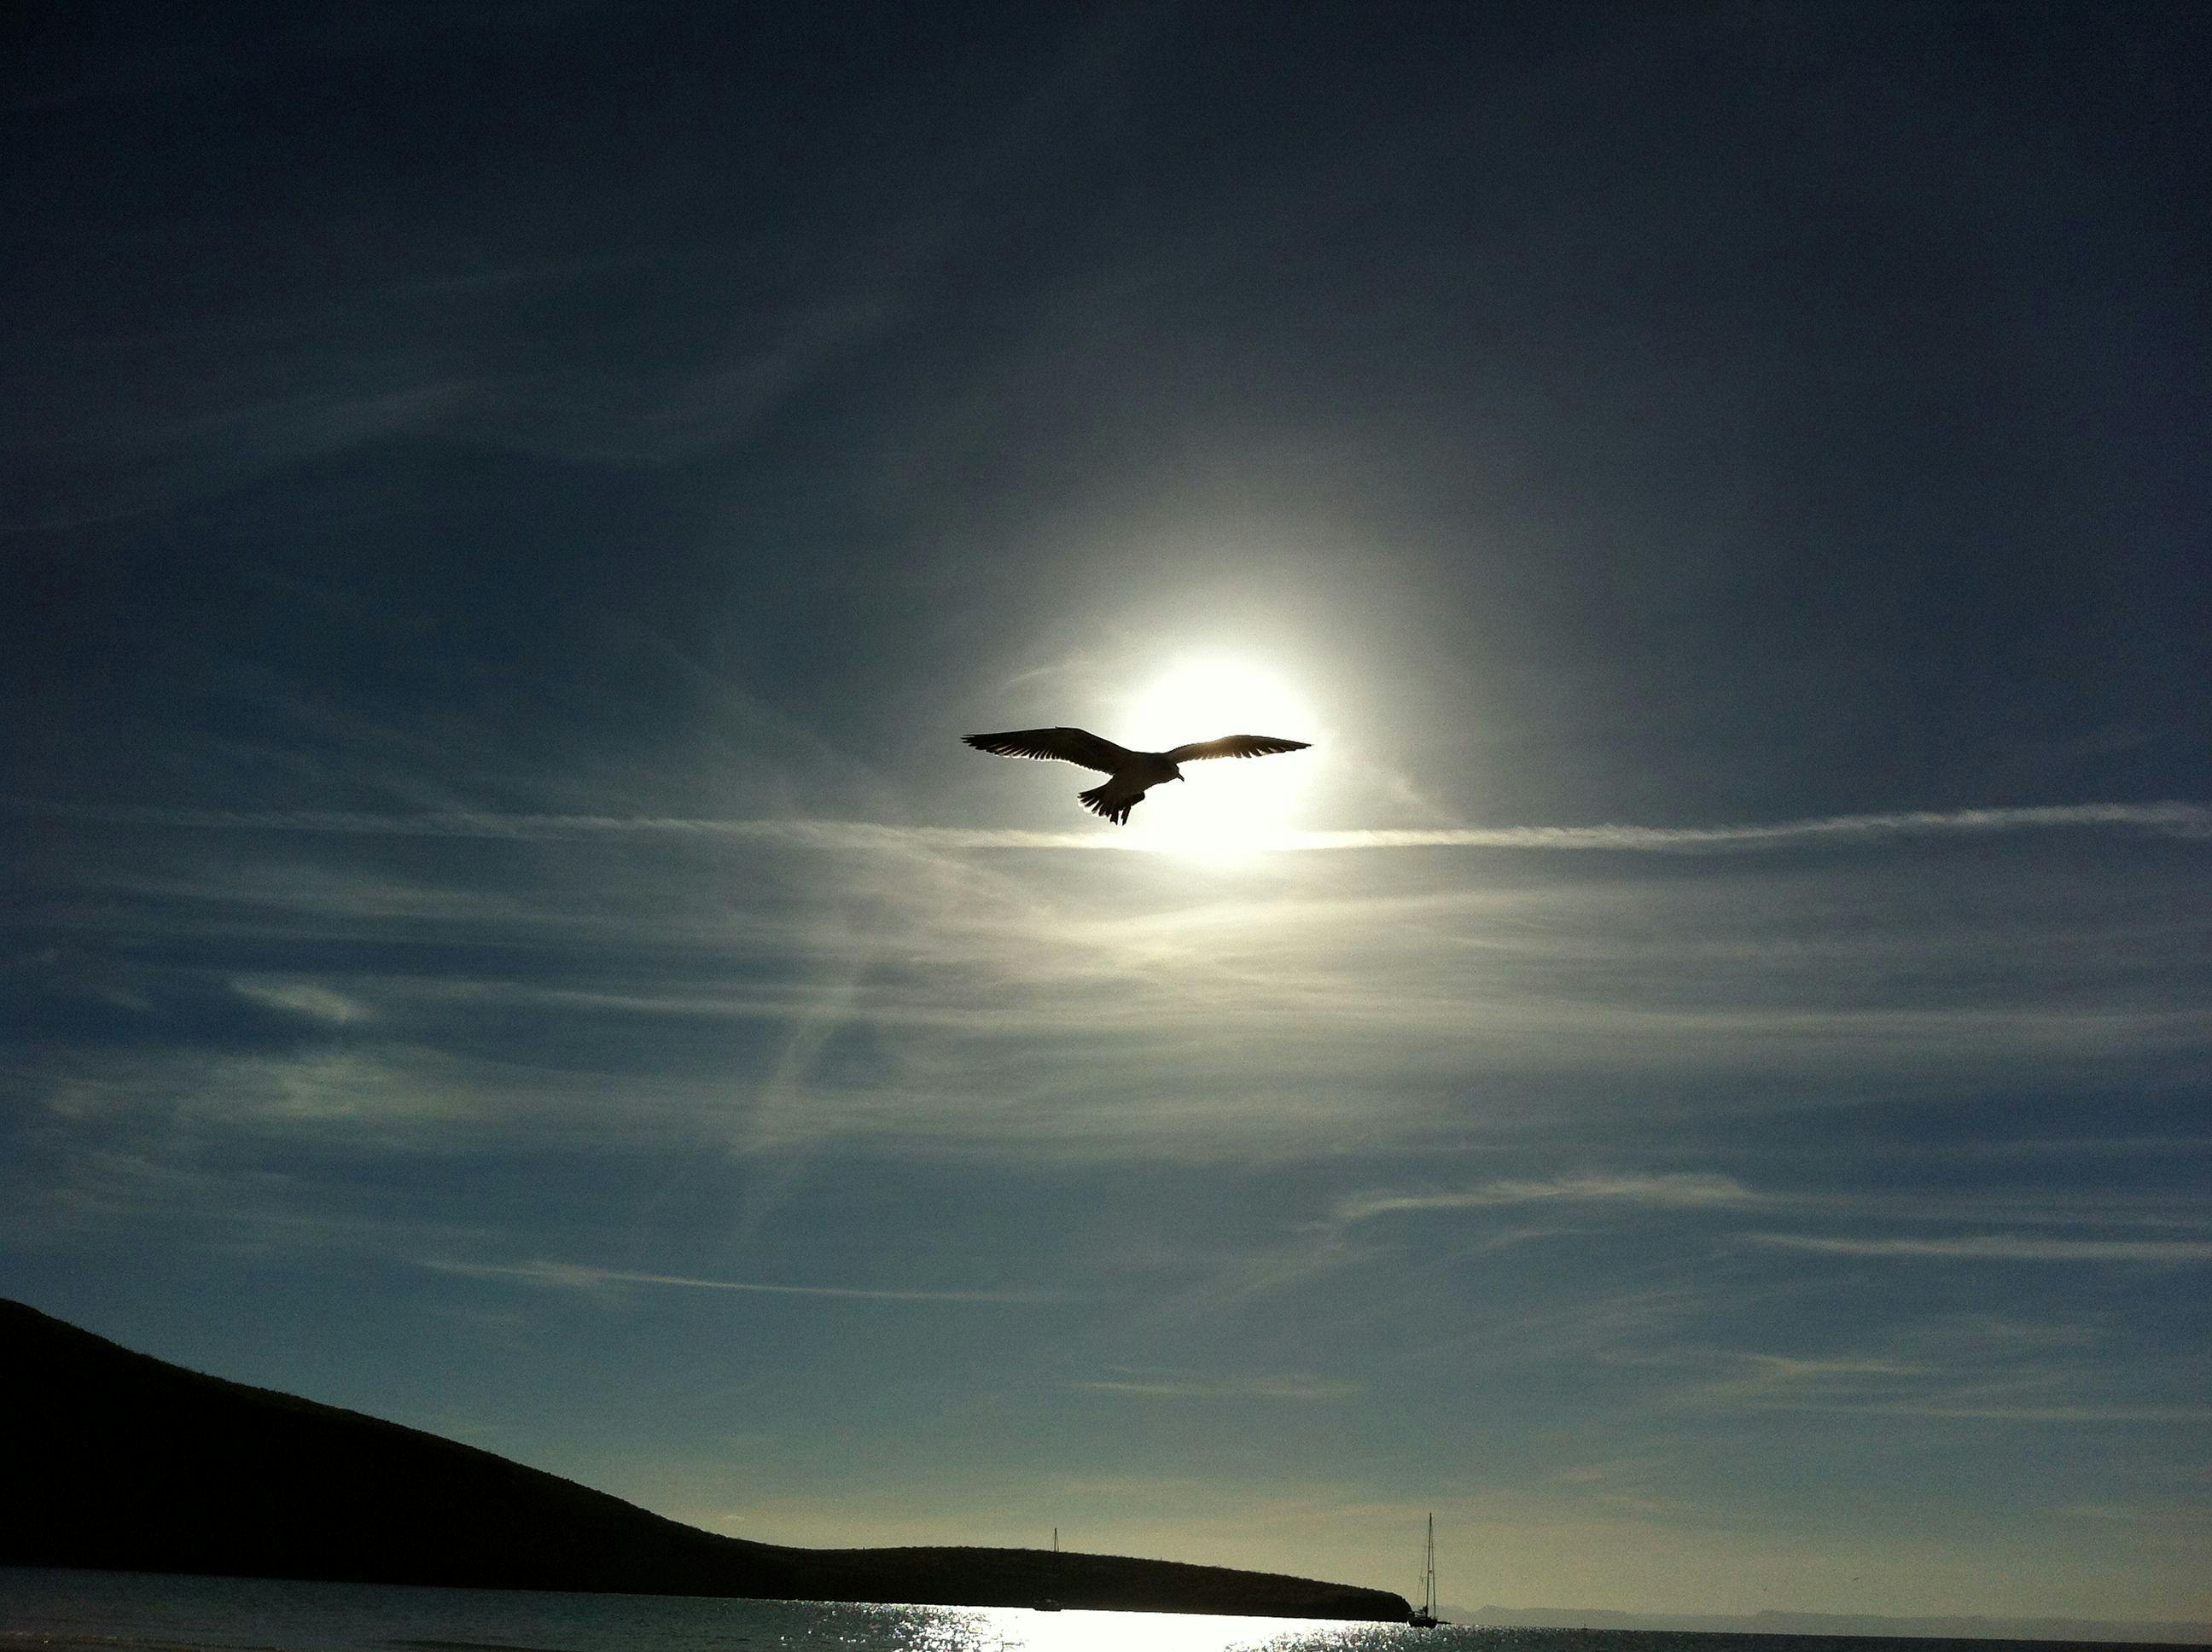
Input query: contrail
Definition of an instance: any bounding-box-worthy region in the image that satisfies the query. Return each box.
[9,799,2207,852]
[1744,1232,2212,1264]
[1280,803,2212,852]
[424,1258,1063,1302]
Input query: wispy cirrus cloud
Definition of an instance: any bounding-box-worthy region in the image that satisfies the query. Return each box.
[1743,1233,2212,1264]
[1855,1403,2212,1423]
[9,799,2209,852]
[18,764,2207,1189]
[1070,1373,1361,1402]
[426,1258,1064,1304]
[229,980,373,1024]
[1667,1349,2212,1425]
[1338,1172,1767,1224]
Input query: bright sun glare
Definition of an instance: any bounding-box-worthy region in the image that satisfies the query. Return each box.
[1115,656,1320,858]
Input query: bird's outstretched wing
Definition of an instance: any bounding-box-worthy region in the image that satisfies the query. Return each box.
[1163,734,1312,763]
[963,727,1134,774]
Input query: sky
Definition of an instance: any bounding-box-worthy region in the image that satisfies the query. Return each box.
[4,0,2209,1626]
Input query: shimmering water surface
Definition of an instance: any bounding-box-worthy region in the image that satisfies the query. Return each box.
[0,1570,2169,1652]
[0,1568,1412,1652]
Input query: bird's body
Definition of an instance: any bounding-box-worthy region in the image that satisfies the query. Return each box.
[963,726,1311,823]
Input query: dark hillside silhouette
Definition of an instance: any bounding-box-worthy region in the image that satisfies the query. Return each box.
[1,1300,1406,1621]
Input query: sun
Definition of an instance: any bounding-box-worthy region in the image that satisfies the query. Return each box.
[1114,656,1320,858]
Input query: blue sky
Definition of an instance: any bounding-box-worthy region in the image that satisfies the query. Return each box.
[5,1,2209,1622]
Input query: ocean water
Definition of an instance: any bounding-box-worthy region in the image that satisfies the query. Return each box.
[1,1569,1410,1652]
[0,1570,2174,1652]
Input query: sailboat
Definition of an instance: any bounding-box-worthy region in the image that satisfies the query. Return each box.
[1409,1512,1442,1628]
[1034,1527,1062,1612]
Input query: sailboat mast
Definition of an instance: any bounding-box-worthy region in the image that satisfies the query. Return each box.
[1424,1512,1435,1614]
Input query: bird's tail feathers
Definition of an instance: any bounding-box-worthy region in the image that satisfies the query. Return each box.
[1079,784,1139,825]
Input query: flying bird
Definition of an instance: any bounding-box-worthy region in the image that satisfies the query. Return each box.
[963,726,1312,824]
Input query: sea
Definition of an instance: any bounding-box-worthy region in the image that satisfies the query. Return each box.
[0,1570,2191,1652]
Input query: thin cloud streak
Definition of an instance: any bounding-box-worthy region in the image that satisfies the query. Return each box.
[11,800,2209,852]
[1340,1172,1767,1223]
[428,1258,1065,1303]
[1744,1402,2212,1424]
[1071,1375,1362,1402]
[1673,1350,2212,1426]
[1746,1234,2212,1264]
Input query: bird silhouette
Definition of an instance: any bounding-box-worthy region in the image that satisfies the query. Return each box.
[963,727,1311,823]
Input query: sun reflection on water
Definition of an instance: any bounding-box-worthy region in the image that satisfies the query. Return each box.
[0,1569,1446,1652]
[901,1603,1436,1650]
